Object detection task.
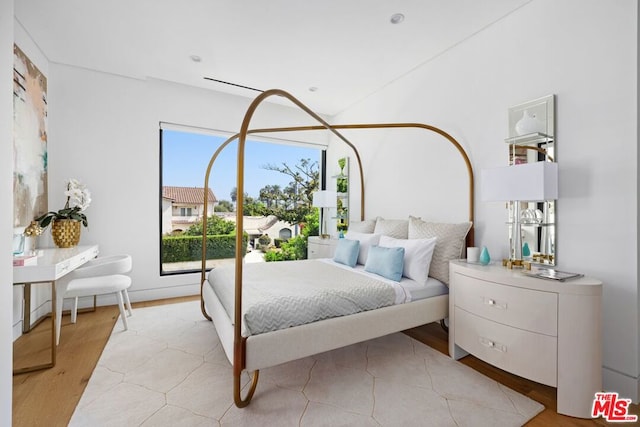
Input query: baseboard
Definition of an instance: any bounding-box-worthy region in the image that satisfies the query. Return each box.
[603,366,639,403]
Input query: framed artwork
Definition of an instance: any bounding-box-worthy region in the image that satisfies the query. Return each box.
[13,44,48,227]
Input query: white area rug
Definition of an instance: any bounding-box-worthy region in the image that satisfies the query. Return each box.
[71,301,544,426]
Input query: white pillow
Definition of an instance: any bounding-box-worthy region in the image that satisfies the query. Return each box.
[348,219,376,233]
[408,217,472,285]
[345,231,381,265]
[373,217,408,239]
[379,235,437,285]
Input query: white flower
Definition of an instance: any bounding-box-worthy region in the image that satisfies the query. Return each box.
[65,179,91,211]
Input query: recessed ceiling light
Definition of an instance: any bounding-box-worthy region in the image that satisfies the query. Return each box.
[190,55,202,63]
[390,13,405,24]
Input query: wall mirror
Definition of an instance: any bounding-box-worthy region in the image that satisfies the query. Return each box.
[506,94,556,265]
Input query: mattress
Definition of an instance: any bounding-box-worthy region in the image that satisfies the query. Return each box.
[206,258,448,337]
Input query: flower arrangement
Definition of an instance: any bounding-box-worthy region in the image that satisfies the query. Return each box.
[36,178,91,228]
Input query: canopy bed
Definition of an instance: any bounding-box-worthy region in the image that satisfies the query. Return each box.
[199,89,474,407]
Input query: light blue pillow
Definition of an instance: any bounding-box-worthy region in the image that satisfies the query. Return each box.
[333,239,360,268]
[364,245,405,282]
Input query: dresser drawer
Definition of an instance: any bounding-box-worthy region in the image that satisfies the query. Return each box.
[453,272,558,336]
[455,307,557,387]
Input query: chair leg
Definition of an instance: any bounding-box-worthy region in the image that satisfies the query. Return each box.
[116,291,129,331]
[123,289,133,317]
[71,297,79,324]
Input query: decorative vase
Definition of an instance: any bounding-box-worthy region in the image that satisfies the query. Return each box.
[515,109,544,135]
[52,219,82,248]
[479,246,491,265]
[522,242,531,258]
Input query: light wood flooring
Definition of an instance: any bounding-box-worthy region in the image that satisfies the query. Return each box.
[13,296,638,426]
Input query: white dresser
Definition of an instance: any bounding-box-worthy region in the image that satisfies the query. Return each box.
[448,260,602,418]
[307,236,338,259]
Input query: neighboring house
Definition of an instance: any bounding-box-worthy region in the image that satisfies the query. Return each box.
[220,214,294,248]
[162,186,217,234]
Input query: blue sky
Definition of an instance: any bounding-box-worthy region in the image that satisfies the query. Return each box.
[162,129,321,202]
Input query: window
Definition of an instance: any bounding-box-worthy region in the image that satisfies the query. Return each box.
[160,123,324,275]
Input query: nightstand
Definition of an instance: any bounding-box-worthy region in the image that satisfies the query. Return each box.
[448,260,602,418]
[307,236,338,259]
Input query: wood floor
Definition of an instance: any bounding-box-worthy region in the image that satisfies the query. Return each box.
[13,297,637,426]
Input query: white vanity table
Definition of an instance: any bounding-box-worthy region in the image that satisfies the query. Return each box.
[448,260,602,418]
[12,244,99,374]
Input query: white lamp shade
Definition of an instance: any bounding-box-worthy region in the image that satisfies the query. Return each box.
[481,161,558,202]
[312,190,337,208]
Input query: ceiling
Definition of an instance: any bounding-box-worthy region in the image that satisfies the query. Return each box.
[15,0,529,115]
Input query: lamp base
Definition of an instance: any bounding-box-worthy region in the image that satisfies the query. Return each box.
[502,259,532,270]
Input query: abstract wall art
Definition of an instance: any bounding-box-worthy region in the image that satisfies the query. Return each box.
[13,44,48,227]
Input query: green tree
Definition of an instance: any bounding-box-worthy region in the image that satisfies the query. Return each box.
[184,214,235,236]
[243,196,265,216]
[214,200,234,212]
[261,158,319,226]
[259,184,282,209]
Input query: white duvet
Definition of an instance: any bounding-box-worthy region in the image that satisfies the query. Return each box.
[206,259,405,336]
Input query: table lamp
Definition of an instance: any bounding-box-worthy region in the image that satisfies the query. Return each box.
[481,161,558,262]
[312,190,337,239]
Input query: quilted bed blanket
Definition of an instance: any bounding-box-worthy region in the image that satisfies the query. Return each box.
[206,259,397,336]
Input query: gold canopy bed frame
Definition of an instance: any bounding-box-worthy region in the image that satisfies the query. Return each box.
[199,89,474,407]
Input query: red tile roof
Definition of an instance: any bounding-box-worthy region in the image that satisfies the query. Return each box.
[162,186,217,204]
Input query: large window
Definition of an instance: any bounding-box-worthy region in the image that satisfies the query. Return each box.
[160,124,323,275]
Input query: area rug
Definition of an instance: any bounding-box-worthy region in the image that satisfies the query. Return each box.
[70,301,544,426]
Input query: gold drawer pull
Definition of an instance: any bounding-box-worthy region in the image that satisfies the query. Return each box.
[479,336,507,353]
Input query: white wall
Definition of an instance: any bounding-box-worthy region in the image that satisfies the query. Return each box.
[333,0,638,399]
[1,2,14,423]
[47,66,328,305]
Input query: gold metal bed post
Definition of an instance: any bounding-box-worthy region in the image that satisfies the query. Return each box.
[199,89,475,408]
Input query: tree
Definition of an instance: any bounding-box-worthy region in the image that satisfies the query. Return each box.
[230,187,237,209]
[259,184,282,209]
[184,214,235,236]
[261,158,319,226]
[214,200,234,212]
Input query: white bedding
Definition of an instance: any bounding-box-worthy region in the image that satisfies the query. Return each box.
[207,259,403,336]
[322,259,448,302]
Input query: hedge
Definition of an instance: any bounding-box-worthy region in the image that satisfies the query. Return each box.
[162,234,248,263]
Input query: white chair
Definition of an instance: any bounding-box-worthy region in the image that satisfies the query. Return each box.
[55,254,133,345]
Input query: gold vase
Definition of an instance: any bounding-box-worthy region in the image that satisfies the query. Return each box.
[51,219,81,248]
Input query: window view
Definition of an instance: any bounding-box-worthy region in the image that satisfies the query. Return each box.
[160,126,323,275]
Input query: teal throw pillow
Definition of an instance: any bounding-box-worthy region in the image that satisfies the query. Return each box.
[364,245,405,282]
[333,239,360,268]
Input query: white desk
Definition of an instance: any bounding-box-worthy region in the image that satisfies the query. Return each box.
[12,244,99,374]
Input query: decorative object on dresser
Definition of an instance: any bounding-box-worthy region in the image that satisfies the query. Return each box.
[35,178,91,248]
[478,246,491,265]
[312,190,337,239]
[448,260,602,418]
